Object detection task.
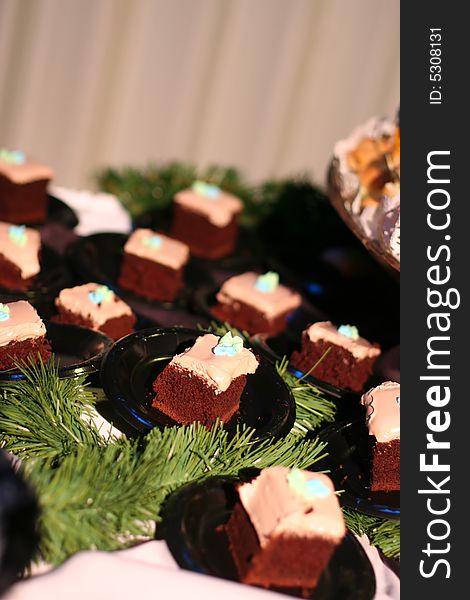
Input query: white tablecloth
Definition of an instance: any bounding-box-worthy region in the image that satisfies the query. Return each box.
[4,538,399,600]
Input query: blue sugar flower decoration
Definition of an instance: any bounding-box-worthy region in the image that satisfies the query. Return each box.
[192,180,221,199]
[88,285,113,305]
[305,479,331,498]
[287,468,331,500]
[212,332,244,357]
[337,324,359,340]
[142,235,163,250]
[8,225,27,246]
[255,271,279,293]
[0,303,10,322]
[0,149,26,164]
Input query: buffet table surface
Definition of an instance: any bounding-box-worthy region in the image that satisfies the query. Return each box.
[5,188,399,599]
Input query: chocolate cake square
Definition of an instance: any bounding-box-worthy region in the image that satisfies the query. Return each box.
[54,283,136,340]
[226,467,345,592]
[0,149,54,224]
[0,300,51,370]
[0,223,41,291]
[290,321,381,392]
[212,271,301,336]
[152,332,258,426]
[171,181,243,259]
[118,229,189,302]
[361,381,400,492]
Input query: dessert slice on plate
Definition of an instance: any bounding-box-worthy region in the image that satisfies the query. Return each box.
[152,332,259,426]
[226,466,346,593]
[171,181,243,259]
[212,271,301,336]
[290,321,381,393]
[361,381,400,492]
[0,300,51,370]
[0,223,41,291]
[54,283,136,340]
[0,149,54,224]
[118,229,189,302]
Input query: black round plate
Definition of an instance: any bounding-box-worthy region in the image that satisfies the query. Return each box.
[312,420,400,520]
[66,232,214,312]
[159,477,376,600]
[46,195,79,229]
[100,327,295,437]
[0,322,114,381]
[0,244,73,317]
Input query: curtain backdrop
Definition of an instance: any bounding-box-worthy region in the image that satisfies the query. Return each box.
[0,0,399,190]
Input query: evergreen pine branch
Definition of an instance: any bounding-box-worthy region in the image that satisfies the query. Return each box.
[95,162,258,225]
[0,357,398,564]
[25,423,326,565]
[95,163,345,244]
[275,357,337,434]
[0,359,102,459]
[343,508,400,560]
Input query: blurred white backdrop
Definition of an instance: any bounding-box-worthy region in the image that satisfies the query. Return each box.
[0,0,399,190]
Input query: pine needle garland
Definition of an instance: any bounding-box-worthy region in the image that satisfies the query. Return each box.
[95,162,259,225]
[0,360,102,459]
[94,162,337,232]
[275,357,336,434]
[343,509,400,560]
[0,359,399,565]
[23,424,326,564]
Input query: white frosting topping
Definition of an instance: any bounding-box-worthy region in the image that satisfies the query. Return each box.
[174,187,243,227]
[123,229,189,269]
[238,467,345,545]
[55,283,133,327]
[0,300,46,347]
[306,321,381,360]
[361,381,400,442]
[0,222,41,278]
[0,156,54,184]
[216,272,302,318]
[170,333,258,393]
